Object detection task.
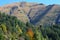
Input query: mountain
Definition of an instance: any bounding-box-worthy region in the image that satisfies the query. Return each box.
[0,2,60,26]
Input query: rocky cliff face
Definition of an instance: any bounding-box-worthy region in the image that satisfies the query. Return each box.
[0,2,60,26]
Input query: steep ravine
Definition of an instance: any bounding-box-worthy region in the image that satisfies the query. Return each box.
[28,5,54,25]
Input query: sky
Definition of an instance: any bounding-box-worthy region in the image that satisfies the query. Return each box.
[0,0,60,6]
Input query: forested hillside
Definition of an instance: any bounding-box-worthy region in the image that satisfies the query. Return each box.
[0,12,45,40]
[0,12,60,40]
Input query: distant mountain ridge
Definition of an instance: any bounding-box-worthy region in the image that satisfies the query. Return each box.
[0,2,60,26]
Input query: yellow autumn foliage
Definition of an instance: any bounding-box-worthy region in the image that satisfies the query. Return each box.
[16,25,22,34]
[1,24,7,33]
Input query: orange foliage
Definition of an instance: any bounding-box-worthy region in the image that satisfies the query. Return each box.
[27,28,34,38]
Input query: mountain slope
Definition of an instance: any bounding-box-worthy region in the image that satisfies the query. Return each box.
[0,2,60,26]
